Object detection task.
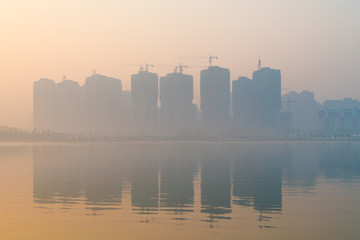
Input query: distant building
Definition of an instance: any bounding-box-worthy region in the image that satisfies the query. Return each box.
[200,66,230,129]
[252,67,281,130]
[33,78,57,131]
[232,65,281,133]
[121,90,133,135]
[279,111,293,131]
[84,73,122,136]
[319,98,360,132]
[56,79,83,133]
[131,69,158,135]
[281,91,321,131]
[160,68,197,135]
[232,76,258,129]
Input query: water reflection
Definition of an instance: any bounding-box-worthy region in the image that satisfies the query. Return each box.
[160,144,197,214]
[201,144,231,222]
[32,142,360,227]
[232,144,283,213]
[131,153,158,213]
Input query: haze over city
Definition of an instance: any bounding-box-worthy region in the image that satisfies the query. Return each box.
[1,0,359,128]
[2,1,360,240]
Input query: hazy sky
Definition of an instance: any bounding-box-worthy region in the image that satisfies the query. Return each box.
[1,0,359,128]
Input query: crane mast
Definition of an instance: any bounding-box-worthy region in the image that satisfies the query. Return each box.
[208,54,218,67]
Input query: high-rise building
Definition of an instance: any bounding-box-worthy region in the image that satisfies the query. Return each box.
[160,69,196,135]
[121,90,133,135]
[131,69,158,135]
[56,79,83,133]
[319,98,360,132]
[281,91,321,131]
[200,66,230,129]
[84,73,122,136]
[33,78,57,131]
[232,76,258,129]
[252,67,281,130]
[232,65,281,133]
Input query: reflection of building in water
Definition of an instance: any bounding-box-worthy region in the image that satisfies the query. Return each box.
[232,144,283,213]
[33,146,85,204]
[84,147,125,209]
[318,143,360,179]
[34,142,360,228]
[33,145,129,210]
[160,144,198,213]
[200,145,231,219]
[131,146,159,213]
[282,144,318,192]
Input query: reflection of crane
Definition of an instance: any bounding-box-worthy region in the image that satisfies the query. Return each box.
[176,53,218,67]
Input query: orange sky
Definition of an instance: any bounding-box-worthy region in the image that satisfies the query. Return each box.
[1,0,359,128]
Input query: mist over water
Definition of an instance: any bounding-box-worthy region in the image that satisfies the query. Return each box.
[2,1,360,239]
[1,142,360,239]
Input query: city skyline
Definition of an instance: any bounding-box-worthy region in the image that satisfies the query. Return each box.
[2,1,360,239]
[32,61,360,137]
[33,63,284,136]
[1,0,360,128]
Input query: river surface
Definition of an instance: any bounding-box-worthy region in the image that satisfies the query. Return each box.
[0,142,360,239]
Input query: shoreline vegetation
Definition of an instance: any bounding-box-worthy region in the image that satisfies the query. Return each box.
[1,126,360,142]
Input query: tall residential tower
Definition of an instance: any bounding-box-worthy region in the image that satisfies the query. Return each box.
[131,68,159,135]
[200,66,230,129]
[160,67,197,135]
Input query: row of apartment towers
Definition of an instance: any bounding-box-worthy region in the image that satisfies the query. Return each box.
[34,64,281,136]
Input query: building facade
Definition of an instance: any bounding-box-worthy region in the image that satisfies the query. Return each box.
[200,66,230,129]
[232,76,258,130]
[131,70,158,135]
[252,67,281,130]
[319,98,360,133]
[281,91,321,131]
[160,71,196,135]
[84,73,123,136]
[33,78,57,131]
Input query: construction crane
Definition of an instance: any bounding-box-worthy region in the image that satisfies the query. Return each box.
[258,57,262,70]
[173,63,188,74]
[114,62,203,74]
[143,63,154,72]
[114,62,156,72]
[172,62,205,73]
[176,53,218,67]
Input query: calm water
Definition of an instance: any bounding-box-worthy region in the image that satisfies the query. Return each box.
[1,142,360,239]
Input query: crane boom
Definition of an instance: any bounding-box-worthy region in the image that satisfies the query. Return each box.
[176,53,218,67]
